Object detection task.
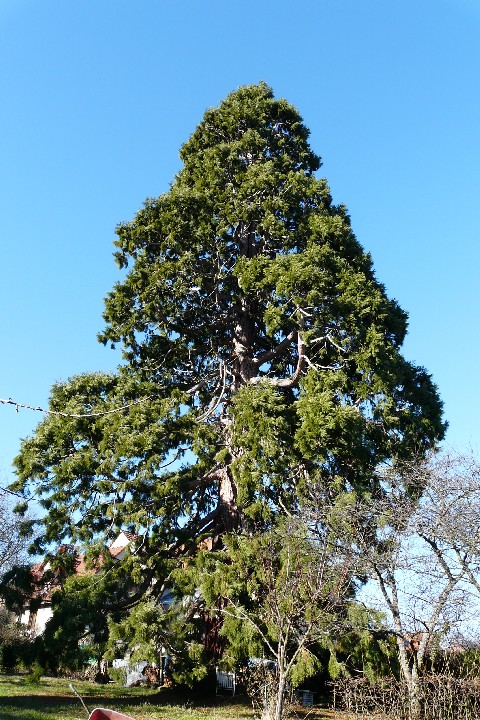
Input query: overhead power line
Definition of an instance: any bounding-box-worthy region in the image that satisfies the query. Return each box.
[0,396,152,419]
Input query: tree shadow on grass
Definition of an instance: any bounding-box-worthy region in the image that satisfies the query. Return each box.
[0,687,251,713]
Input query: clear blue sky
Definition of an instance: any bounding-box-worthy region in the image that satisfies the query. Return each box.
[1,0,479,480]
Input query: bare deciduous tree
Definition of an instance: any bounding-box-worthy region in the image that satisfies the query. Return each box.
[0,490,29,578]
[203,515,355,720]
[350,452,480,720]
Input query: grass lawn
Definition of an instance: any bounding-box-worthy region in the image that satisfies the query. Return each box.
[0,675,344,720]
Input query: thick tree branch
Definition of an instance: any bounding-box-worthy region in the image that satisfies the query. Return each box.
[250,326,306,388]
[103,569,154,611]
[253,330,297,367]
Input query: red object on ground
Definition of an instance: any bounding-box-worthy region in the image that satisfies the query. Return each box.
[88,709,137,720]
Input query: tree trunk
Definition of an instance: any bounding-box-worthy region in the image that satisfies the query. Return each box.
[233,303,256,386]
[273,671,287,720]
[396,636,423,720]
[218,466,239,532]
[408,666,422,720]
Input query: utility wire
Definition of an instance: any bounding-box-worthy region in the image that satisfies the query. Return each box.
[0,395,153,419]
[0,485,30,500]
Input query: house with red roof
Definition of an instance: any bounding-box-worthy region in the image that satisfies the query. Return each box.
[19,532,135,636]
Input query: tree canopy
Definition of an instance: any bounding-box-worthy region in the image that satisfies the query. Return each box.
[12,82,445,608]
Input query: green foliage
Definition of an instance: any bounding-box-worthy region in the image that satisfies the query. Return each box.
[106,600,164,666]
[289,649,322,687]
[106,596,209,687]
[10,84,445,683]
[39,572,121,673]
[0,564,39,616]
[327,652,345,681]
[336,603,399,682]
[199,517,354,691]
[13,82,444,549]
[0,606,32,673]
[24,660,44,685]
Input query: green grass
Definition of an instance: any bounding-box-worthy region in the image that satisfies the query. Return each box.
[0,675,342,720]
[0,675,254,720]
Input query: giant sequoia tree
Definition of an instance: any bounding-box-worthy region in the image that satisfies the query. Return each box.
[13,83,444,600]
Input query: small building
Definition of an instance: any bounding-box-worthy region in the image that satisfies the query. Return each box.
[19,533,135,636]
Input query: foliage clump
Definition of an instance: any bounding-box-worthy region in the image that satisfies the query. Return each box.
[8,83,445,690]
